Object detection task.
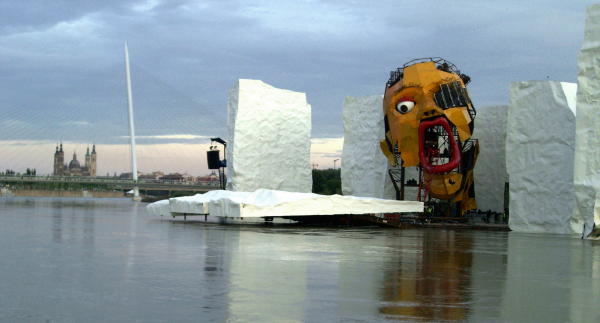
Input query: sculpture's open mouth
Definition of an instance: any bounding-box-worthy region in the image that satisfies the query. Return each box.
[418,117,461,174]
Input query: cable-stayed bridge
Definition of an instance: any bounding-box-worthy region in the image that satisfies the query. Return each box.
[0,175,218,193]
[0,44,227,198]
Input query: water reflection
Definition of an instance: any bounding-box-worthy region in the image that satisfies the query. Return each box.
[379,230,474,321]
[82,204,95,247]
[502,233,600,322]
[48,199,97,246]
[52,200,63,243]
[227,228,308,322]
[1,197,600,322]
[201,225,237,321]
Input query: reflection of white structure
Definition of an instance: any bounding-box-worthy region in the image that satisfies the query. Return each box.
[506,81,577,234]
[501,233,600,321]
[472,106,508,213]
[501,233,571,322]
[573,5,600,237]
[226,79,312,193]
[228,230,307,321]
[468,235,506,321]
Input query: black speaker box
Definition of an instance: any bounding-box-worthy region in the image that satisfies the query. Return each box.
[207,150,221,169]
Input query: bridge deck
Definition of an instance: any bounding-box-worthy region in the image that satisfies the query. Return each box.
[0,175,219,192]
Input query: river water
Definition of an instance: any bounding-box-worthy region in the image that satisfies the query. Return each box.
[0,197,599,322]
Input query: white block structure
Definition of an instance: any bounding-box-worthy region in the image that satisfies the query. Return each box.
[506,81,577,234]
[226,79,312,193]
[341,95,389,198]
[472,106,508,213]
[572,5,600,237]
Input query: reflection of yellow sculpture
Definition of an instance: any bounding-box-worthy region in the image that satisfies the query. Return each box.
[379,230,473,320]
[380,58,479,215]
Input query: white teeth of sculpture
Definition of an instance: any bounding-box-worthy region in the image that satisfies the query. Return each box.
[226,79,312,193]
[472,105,508,214]
[507,81,577,234]
[573,5,600,238]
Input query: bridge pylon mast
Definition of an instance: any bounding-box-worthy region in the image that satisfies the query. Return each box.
[124,43,140,201]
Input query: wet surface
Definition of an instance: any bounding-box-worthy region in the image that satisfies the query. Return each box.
[0,197,599,322]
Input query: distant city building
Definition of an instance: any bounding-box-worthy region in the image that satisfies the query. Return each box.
[118,171,142,179]
[160,173,184,181]
[197,171,219,182]
[122,171,219,183]
[139,171,164,180]
[181,173,196,183]
[53,143,97,176]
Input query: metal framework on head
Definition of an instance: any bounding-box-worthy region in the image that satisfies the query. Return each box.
[386,57,470,89]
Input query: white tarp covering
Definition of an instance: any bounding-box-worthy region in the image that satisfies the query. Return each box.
[146,189,423,218]
[146,199,170,216]
[226,79,312,193]
[572,5,600,237]
[506,81,577,234]
[341,95,388,198]
[168,194,209,214]
[472,106,508,213]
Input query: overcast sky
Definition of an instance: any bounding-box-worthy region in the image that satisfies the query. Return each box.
[0,0,596,174]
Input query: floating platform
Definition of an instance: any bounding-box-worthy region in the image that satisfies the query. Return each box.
[360,213,510,231]
[146,189,509,230]
[146,189,423,223]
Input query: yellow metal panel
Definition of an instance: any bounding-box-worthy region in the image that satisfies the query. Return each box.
[425,173,463,200]
[444,108,472,142]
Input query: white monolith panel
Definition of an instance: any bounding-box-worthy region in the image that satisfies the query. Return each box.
[340,95,398,200]
[472,106,508,213]
[226,79,312,192]
[572,5,600,237]
[341,95,385,198]
[506,81,577,234]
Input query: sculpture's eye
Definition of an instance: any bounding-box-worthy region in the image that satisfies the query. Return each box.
[396,100,415,114]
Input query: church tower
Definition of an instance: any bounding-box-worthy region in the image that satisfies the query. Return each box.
[85,146,91,174]
[53,143,64,175]
[90,145,97,176]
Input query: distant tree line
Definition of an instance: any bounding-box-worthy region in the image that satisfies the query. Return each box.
[1,169,37,176]
[5,181,115,191]
[312,168,341,195]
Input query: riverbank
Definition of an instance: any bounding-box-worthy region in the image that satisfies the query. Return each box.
[1,188,125,198]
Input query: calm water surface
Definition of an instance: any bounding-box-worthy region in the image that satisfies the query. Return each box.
[0,197,599,322]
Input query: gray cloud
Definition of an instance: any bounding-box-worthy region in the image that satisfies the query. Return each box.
[0,0,595,145]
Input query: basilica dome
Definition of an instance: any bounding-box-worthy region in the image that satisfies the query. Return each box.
[69,153,80,169]
[69,160,80,169]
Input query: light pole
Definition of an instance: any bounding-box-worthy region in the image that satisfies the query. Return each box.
[333,159,340,170]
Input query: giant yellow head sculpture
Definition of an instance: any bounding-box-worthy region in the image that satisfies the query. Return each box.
[380,58,479,214]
